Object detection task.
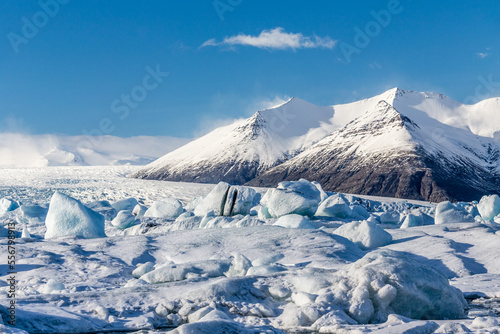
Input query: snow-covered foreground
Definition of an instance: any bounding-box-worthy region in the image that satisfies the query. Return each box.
[1,167,500,334]
[0,166,215,207]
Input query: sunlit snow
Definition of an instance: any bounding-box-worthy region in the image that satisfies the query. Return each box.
[1,166,500,333]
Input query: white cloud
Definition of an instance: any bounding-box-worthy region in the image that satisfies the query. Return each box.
[200,27,336,50]
[0,115,30,133]
[476,52,490,59]
[0,133,189,167]
[200,38,218,48]
[476,48,492,59]
[193,115,243,138]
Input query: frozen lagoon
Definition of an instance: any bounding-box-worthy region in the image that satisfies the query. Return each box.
[1,166,500,333]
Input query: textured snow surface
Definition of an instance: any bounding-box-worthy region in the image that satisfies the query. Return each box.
[1,167,500,333]
[329,249,466,323]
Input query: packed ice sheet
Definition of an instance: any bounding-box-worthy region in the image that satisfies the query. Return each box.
[0,167,500,334]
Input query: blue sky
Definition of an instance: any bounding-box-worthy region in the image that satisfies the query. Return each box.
[1,0,499,138]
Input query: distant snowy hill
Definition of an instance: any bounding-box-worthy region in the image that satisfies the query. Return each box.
[133,88,500,202]
[0,134,189,168]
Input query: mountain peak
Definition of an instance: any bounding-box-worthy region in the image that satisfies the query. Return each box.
[335,99,420,138]
[134,87,500,202]
[381,87,412,102]
[263,96,328,113]
[387,86,404,93]
[370,100,409,122]
[382,87,454,103]
[235,111,267,139]
[375,99,394,110]
[262,97,296,111]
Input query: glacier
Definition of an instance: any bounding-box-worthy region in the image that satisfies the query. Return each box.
[1,166,500,333]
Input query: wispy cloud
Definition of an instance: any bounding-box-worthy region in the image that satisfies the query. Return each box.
[476,48,492,59]
[243,95,292,116]
[200,27,336,50]
[0,116,30,133]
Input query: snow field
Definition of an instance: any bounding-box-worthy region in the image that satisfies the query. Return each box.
[1,168,500,333]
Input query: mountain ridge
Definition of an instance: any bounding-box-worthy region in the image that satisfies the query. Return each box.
[132,88,500,201]
[130,97,335,184]
[248,99,500,201]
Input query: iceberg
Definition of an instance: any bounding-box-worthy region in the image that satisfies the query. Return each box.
[45,192,106,239]
[132,204,148,217]
[111,210,138,229]
[273,214,315,229]
[315,194,354,218]
[334,220,392,250]
[0,198,19,214]
[194,182,231,216]
[111,198,138,212]
[435,201,475,224]
[144,198,183,218]
[477,194,500,221]
[223,186,258,216]
[261,180,322,218]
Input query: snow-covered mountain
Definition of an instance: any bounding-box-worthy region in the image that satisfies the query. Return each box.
[133,88,500,201]
[0,134,188,168]
[330,87,500,138]
[130,97,335,183]
[249,100,500,202]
